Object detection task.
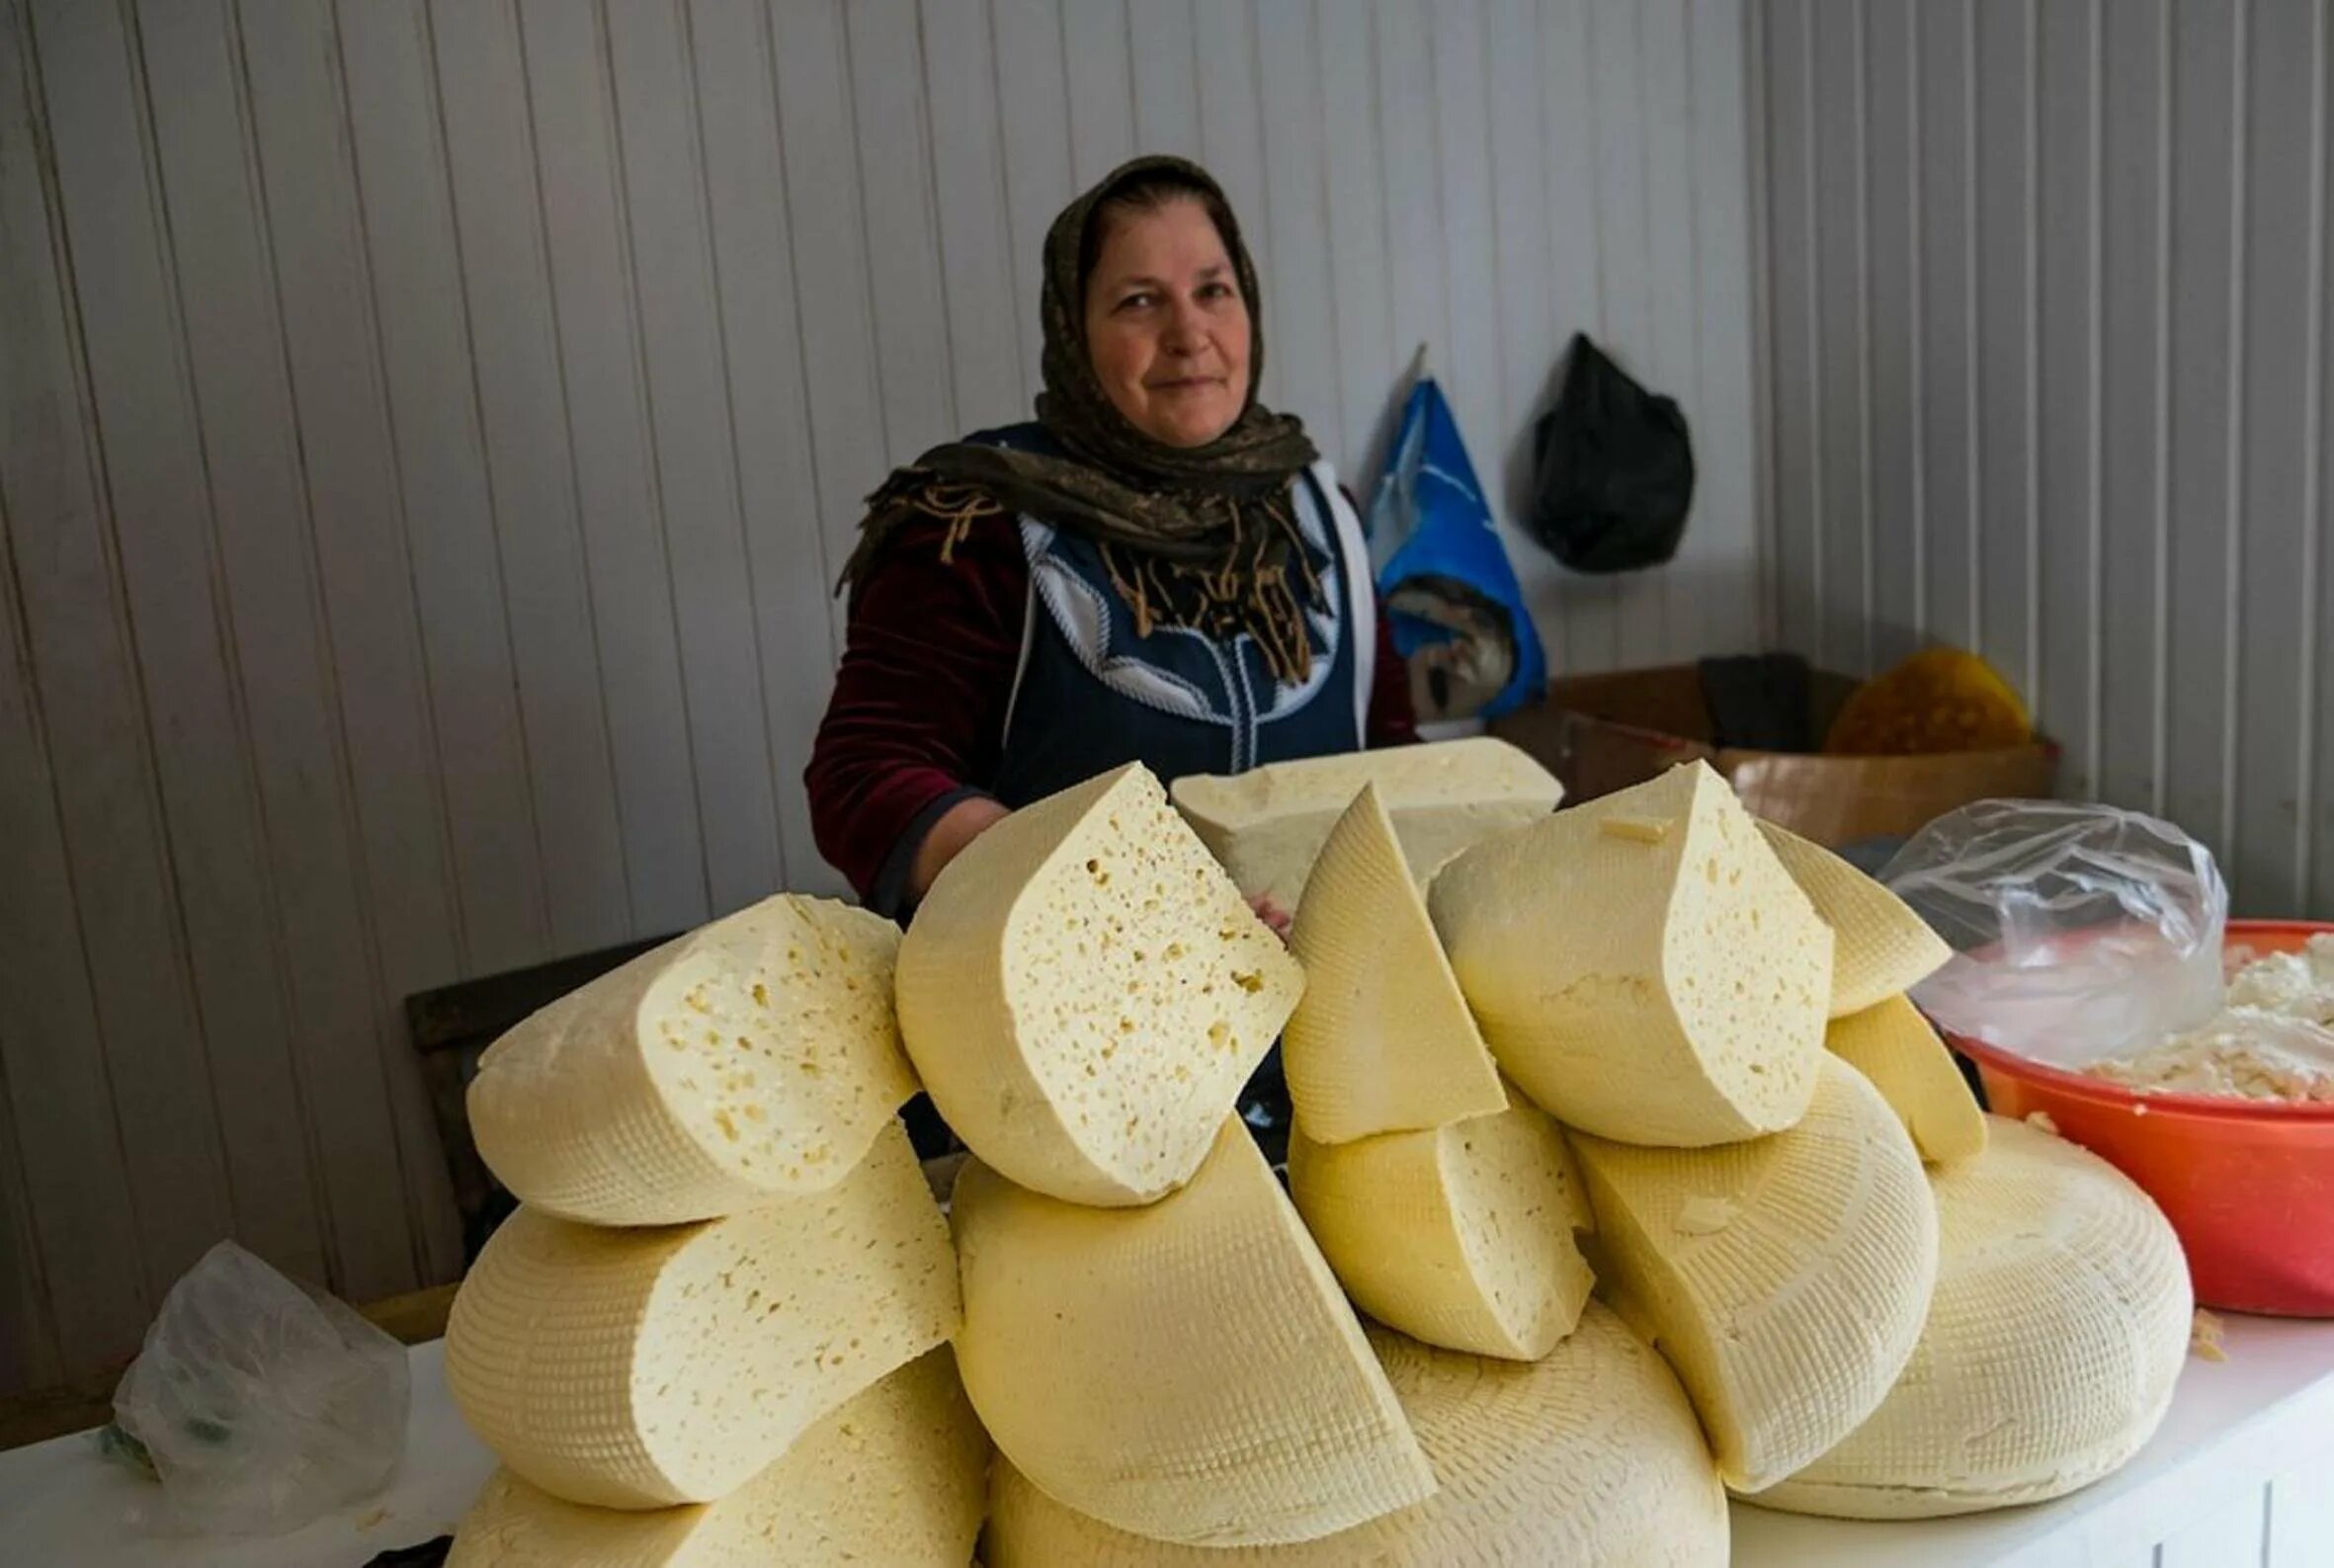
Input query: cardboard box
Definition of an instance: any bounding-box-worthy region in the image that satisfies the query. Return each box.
[1492,665,2060,848]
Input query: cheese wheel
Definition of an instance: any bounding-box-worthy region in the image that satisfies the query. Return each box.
[896,763,1303,1206]
[1170,737,1562,910]
[1283,783,1507,1142]
[1826,995,1987,1165]
[1755,1115,2192,1519]
[446,1120,959,1509]
[448,1348,986,1566]
[952,1119,1434,1546]
[467,894,915,1225]
[1288,1094,1595,1360]
[1756,821,1952,1017]
[982,1306,1728,1567]
[1571,1057,1940,1492]
[1429,761,1834,1147]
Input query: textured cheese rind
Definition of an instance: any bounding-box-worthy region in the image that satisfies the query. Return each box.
[447,1348,987,1567]
[1288,1096,1594,1360]
[1572,1057,1940,1492]
[1826,995,1988,1164]
[1429,761,1835,1147]
[982,1306,1727,1568]
[1754,1115,2192,1520]
[896,763,1303,1207]
[951,1119,1434,1546]
[446,1121,959,1509]
[467,894,915,1225]
[1284,784,1508,1141]
[1170,738,1563,909]
[1755,822,1952,1018]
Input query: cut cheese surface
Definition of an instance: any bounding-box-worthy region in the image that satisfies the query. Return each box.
[1572,1057,1939,1492]
[1170,738,1562,910]
[1755,821,1952,1017]
[1284,783,1507,1141]
[952,1118,1434,1547]
[447,1348,987,1566]
[1827,995,1987,1164]
[1429,761,1834,1147]
[1288,1094,1594,1360]
[467,894,915,1225]
[896,763,1302,1206]
[446,1120,959,1509]
[982,1306,1727,1568]
[1757,1115,2192,1519]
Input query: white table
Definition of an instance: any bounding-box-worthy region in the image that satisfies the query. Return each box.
[7,1315,2334,1567]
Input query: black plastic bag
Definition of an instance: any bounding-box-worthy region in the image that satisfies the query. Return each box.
[1529,334,1696,573]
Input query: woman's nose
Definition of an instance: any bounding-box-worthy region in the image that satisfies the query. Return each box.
[1159,297,1207,354]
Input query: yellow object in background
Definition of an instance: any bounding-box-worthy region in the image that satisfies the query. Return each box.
[1824,647,2033,756]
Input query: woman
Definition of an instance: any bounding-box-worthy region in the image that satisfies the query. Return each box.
[806,155,1414,923]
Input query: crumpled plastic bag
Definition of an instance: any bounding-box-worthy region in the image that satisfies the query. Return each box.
[106,1240,410,1537]
[1879,799,2228,1068]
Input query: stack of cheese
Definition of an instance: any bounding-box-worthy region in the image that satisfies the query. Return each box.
[441,894,984,1565]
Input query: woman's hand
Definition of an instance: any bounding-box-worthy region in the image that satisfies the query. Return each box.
[1249,893,1292,943]
[910,796,1013,901]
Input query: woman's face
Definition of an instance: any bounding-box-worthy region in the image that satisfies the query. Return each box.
[1082,197,1252,449]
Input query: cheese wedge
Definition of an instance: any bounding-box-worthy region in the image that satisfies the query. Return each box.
[952,1119,1434,1546]
[1756,1115,2191,1519]
[1170,737,1562,910]
[896,763,1302,1206]
[446,1120,959,1509]
[1827,995,1987,1164]
[1756,821,1952,1017]
[1283,783,1507,1142]
[983,1306,1728,1567]
[447,1348,986,1566]
[1428,761,1834,1147]
[1288,1094,1595,1360]
[1571,1057,1939,1492]
[467,893,915,1225]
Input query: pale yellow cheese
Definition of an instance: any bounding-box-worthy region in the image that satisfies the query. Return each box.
[1429,761,1834,1147]
[1755,1115,2192,1519]
[1169,737,1562,910]
[952,1119,1434,1547]
[1757,821,1952,1017]
[446,1120,959,1509]
[982,1306,1728,1567]
[1288,1094,1594,1360]
[1827,995,1987,1164]
[896,763,1303,1206]
[447,1348,986,1566]
[467,894,915,1225]
[1283,783,1507,1141]
[1571,1057,1939,1492]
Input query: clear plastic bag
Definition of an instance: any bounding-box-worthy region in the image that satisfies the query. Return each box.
[107,1240,410,1537]
[1878,799,2228,1068]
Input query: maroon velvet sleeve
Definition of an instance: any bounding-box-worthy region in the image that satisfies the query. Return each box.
[1367,599,1419,747]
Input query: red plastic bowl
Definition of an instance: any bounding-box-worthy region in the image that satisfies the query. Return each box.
[1948,920,2334,1317]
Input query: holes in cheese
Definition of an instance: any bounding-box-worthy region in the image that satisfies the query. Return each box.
[1169,737,1563,911]
[951,1119,1435,1547]
[896,763,1302,1207]
[1428,761,1835,1147]
[1284,783,1507,1142]
[446,1120,959,1510]
[1754,1115,2192,1520]
[1288,1093,1595,1361]
[1571,1057,1940,1493]
[982,1305,1728,1568]
[1826,994,1987,1165]
[447,1347,987,1566]
[466,894,915,1225]
[1754,821,1951,1018]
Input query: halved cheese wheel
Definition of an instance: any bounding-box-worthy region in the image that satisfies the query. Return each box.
[468,894,916,1225]
[897,763,1302,1206]
[1756,821,1952,1016]
[1284,783,1507,1142]
[952,1119,1434,1546]
[1826,995,1986,1164]
[446,1120,959,1509]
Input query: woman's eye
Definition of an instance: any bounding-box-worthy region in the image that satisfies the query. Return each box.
[1201,282,1234,300]
[1117,291,1157,312]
